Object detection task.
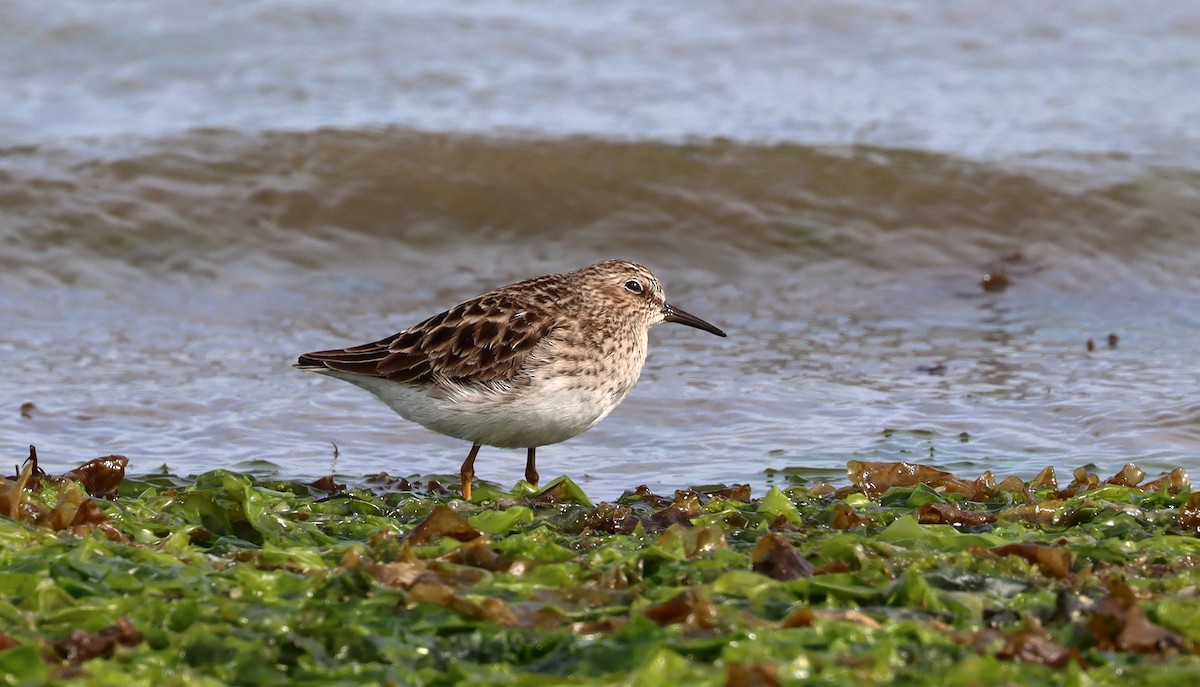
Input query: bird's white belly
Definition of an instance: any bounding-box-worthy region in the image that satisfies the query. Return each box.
[324,371,627,449]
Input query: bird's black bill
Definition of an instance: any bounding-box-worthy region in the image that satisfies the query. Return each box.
[663,304,727,337]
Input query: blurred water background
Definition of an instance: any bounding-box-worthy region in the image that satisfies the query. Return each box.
[3,1,1199,498]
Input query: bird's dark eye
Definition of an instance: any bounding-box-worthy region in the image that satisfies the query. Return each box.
[624,279,643,294]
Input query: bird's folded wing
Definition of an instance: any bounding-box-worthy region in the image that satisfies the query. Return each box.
[297,291,560,386]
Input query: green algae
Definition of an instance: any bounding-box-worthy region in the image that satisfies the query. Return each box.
[2,461,1200,686]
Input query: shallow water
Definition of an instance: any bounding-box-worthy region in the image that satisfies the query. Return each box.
[2,2,1199,498]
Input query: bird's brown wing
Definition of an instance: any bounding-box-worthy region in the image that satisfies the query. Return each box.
[297,288,562,386]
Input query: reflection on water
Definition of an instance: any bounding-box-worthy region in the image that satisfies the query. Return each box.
[4,132,1198,499]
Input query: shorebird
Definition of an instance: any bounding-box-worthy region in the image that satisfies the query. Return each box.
[297,259,726,500]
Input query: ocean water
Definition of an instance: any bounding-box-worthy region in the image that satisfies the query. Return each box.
[3,1,1199,498]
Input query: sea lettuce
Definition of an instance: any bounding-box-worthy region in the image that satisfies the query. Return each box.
[1,457,1199,684]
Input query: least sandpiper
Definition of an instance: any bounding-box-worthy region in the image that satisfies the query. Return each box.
[297,259,726,500]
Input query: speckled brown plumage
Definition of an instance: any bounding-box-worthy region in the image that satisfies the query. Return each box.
[297,259,726,500]
[298,280,566,386]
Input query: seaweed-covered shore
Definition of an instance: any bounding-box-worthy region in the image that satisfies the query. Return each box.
[3,449,1200,685]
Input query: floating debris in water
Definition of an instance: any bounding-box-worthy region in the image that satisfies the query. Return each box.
[981,270,1010,292]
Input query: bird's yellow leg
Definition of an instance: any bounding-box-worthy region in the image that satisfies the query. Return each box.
[460,444,481,500]
[524,447,539,488]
